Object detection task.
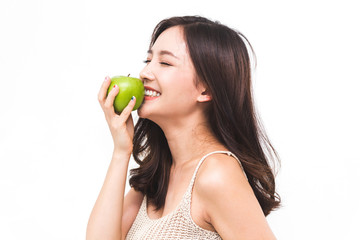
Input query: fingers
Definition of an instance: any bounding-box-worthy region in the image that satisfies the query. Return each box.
[98,76,111,105]
[119,96,136,122]
[104,84,119,112]
[126,113,135,139]
[98,76,136,123]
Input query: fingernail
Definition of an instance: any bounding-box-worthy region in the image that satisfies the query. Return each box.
[113,84,117,89]
[131,96,135,101]
[104,76,110,82]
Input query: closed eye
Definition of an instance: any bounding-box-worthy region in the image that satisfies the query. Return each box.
[143,59,171,66]
[160,62,171,66]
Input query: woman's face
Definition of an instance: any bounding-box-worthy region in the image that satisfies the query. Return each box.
[138,26,205,122]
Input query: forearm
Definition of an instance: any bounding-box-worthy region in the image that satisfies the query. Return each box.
[86,151,131,240]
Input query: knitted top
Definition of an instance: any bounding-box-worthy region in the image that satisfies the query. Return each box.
[125,151,246,240]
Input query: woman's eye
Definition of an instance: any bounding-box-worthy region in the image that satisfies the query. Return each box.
[143,59,171,66]
[160,62,171,66]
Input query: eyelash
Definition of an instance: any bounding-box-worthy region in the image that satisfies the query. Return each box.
[143,60,171,66]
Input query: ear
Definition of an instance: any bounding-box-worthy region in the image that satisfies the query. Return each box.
[197,89,212,102]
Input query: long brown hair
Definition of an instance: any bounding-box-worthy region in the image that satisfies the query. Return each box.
[130,16,280,216]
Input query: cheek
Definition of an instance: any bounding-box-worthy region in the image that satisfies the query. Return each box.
[162,81,199,110]
[167,77,197,97]
[172,70,197,93]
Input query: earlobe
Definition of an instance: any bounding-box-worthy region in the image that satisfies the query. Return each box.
[197,90,212,102]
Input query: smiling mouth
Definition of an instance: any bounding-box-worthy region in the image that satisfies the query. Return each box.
[145,89,161,97]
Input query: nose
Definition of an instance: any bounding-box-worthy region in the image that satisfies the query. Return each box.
[140,64,155,84]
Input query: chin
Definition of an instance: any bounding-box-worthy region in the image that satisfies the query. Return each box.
[137,107,146,119]
[137,101,181,124]
[137,104,153,120]
[137,106,165,126]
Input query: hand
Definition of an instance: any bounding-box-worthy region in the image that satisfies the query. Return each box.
[98,76,136,155]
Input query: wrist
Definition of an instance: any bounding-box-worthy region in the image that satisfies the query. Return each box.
[111,149,132,162]
[112,144,133,156]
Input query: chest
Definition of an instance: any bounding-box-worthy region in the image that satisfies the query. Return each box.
[146,170,215,232]
[147,169,192,219]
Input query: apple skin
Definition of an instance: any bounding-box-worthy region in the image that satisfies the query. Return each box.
[107,76,144,113]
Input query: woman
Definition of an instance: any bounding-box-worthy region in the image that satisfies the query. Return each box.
[87,16,280,239]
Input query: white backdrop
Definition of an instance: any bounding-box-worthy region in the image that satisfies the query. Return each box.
[1,0,359,239]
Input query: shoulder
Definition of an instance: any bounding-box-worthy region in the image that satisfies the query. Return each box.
[193,153,275,238]
[194,152,249,196]
[193,152,252,213]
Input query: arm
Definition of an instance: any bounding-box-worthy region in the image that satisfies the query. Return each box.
[86,77,142,240]
[121,188,143,239]
[87,162,143,240]
[86,151,131,240]
[194,154,276,240]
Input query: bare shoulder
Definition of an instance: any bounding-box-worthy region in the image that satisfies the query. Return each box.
[193,153,276,239]
[193,153,253,214]
[194,153,249,195]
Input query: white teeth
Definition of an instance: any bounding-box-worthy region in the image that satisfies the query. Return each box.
[145,90,160,97]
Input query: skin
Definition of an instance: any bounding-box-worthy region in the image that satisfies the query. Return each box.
[86,26,276,240]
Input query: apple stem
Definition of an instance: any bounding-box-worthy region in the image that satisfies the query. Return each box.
[128,74,130,77]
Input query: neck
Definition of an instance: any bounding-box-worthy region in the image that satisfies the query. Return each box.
[156,113,225,168]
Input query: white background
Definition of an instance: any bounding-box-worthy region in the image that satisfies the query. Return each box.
[1,0,359,239]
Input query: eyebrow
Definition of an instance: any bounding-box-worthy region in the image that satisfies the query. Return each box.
[147,49,179,59]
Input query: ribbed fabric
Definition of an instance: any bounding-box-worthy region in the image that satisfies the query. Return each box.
[125,151,246,240]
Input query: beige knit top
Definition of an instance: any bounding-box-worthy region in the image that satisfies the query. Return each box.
[125,151,246,240]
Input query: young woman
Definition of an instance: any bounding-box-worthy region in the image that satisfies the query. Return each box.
[87,16,280,239]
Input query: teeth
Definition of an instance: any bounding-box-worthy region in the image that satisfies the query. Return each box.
[145,90,160,97]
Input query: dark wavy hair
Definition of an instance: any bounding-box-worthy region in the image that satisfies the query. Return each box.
[129,16,280,216]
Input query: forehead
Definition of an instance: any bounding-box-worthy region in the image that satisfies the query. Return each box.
[150,26,187,57]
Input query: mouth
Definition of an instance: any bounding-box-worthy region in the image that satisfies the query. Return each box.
[144,86,161,100]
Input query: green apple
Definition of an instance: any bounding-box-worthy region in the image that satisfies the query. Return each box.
[107,75,144,113]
